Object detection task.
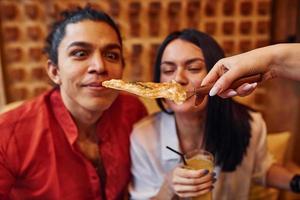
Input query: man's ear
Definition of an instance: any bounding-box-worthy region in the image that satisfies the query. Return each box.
[46,60,61,85]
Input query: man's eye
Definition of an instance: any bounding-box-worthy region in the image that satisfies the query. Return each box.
[104,51,120,62]
[71,50,87,58]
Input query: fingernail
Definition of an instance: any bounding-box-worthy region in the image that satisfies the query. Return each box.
[212,172,216,177]
[213,178,217,183]
[251,82,257,88]
[227,90,237,97]
[203,169,209,175]
[209,86,220,96]
[242,82,257,92]
[242,83,252,91]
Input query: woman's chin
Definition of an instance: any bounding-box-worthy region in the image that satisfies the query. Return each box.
[167,102,194,113]
[166,97,207,113]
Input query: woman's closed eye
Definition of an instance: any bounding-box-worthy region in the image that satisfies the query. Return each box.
[187,65,203,73]
[161,64,176,75]
[162,69,175,74]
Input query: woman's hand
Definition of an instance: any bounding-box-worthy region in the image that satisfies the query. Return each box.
[167,166,216,198]
[202,43,300,98]
[201,46,277,98]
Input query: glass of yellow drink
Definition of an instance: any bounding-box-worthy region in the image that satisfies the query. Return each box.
[184,149,214,200]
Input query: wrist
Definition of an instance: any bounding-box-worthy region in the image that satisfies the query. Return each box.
[164,173,175,193]
[290,174,300,193]
[270,44,289,78]
[155,176,175,200]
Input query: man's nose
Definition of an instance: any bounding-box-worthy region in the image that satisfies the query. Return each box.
[88,54,107,75]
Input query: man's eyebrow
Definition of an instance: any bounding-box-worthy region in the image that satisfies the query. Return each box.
[103,43,122,51]
[67,41,92,50]
[66,42,121,51]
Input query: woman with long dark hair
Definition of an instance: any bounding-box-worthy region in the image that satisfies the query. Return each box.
[129,29,294,199]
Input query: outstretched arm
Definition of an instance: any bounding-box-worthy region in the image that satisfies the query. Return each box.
[201,43,300,98]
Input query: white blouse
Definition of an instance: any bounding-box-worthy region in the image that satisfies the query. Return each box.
[129,111,274,200]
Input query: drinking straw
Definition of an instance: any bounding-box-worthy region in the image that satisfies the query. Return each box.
[166,146,187,165]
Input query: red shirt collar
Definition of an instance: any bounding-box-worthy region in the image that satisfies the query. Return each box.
[50,89,78,145]
[50,89,120,145]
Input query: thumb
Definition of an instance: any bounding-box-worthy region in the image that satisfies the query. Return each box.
[201,68,220,87]
[208,70,238,96]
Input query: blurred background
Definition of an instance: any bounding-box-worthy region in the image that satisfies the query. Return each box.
[0,0,299,199]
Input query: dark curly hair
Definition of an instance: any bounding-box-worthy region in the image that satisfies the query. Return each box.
[44,5,124,66]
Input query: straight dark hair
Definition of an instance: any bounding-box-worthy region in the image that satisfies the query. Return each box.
[154,29,253,172]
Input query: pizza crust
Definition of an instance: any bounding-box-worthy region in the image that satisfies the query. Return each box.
[102,79,187,105]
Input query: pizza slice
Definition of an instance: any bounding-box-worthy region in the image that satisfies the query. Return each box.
[102,79,187,105]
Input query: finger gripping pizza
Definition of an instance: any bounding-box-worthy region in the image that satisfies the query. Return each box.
[102,79,187,105]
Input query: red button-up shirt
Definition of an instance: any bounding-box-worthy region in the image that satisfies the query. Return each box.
[0,89,147,200]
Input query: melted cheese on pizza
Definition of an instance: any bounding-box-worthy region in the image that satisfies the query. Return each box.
[102,79,187,105]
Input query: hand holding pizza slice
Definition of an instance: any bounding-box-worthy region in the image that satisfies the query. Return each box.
[102,79,187,105]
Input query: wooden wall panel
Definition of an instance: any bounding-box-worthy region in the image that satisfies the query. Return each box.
[0,1,50,102]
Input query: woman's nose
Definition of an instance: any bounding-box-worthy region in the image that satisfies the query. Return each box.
[174,68,188,84]
[88,54,107,75]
